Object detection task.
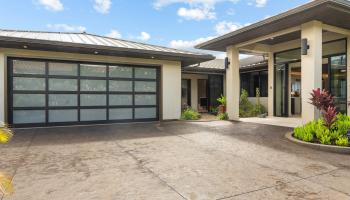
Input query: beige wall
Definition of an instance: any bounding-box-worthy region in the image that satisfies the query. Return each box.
[0,48,182,122]
[247,97,268,110]
[182,73,208,111]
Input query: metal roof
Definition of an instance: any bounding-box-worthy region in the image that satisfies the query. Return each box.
[182,56,268,74]
[196,0,350,51]
[0,29,214,66]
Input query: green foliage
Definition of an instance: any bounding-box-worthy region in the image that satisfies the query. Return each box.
[335,137,349,147]
[217,95,227,106]
[294,126,314,142]
[320,133,331,145]
[209,107,218,115]
[294,113,350,146]
[239,89,267,118]
[181,108,200,120]
[217,113,229,120]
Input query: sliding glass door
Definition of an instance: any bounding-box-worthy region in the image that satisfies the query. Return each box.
[274,63,289,117]
[330,55,347,113]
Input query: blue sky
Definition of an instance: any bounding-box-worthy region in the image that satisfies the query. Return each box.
[0,0,309,57]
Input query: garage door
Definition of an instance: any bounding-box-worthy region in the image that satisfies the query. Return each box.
[8,58,159,127]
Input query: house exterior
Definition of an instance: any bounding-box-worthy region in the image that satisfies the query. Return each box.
[181,57,269,112]
[196,0,350,124]
[0,30,214,127]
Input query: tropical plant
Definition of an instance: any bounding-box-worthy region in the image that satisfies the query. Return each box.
[323,106,337,130]
[217,112,229,120]
[217,95,227,106]
[294,126,314,142]
[335,137,349,147]
[0,123,14,195]
[309,88,334,111]
[181,108,201,120]
[239,89,255,117]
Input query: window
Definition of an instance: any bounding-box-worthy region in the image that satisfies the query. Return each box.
[240,70,268,97]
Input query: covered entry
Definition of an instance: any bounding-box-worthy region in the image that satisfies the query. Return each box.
[8,58,159,127]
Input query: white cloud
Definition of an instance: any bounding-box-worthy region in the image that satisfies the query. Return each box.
[215,21,243,35]
[37,0,64,11]
[254,0,267,7]
[177,7,216,20]
[153,0,239,20]
[170,36,215,50]
[137,32,151,41]
[106,30,122,39]
[94,0,112,14]
[47,24,86,32]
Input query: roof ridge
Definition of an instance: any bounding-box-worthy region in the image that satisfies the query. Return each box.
[0,28,209,56]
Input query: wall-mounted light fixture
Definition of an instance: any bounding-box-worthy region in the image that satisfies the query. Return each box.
[225,57,230,69]
[301,38,309,55]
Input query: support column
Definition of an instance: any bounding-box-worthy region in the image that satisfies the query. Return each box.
[347,36,350,116]
[0,53,5,123]
[301,21,323,123]
[226,46,240,120]
[268,52,274,116]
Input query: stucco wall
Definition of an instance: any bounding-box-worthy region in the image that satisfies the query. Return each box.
[181,73,208,111]
[0,48,182,122]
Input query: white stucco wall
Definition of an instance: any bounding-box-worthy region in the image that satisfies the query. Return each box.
[162,63,182,120]
[248,97,268,111]
[0,48,182,122]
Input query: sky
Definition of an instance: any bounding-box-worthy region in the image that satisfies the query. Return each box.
[0,0,310,58]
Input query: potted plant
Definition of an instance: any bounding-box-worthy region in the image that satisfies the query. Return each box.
[217,95,226,114]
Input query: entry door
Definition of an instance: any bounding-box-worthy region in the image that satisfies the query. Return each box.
[274,63,289,117]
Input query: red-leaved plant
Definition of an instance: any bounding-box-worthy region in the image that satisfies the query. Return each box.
[309,88,337,130]
[323,106,337,129]
[309,88,334,111]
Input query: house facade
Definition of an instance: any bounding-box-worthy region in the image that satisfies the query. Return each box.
[196,0,350,124]
[0,30,213,127]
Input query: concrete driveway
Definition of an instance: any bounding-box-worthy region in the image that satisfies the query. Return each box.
[1,121,350,200]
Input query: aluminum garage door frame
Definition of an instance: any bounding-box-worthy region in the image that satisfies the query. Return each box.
[7,57,160,128]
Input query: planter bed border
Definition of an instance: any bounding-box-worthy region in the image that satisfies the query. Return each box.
[285,132,350,154]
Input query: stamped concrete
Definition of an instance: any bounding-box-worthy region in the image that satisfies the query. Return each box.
[0,121,349,200]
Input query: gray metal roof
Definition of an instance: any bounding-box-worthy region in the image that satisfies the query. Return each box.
[196,0,350,51]
[182,56,268,74]
[0,29,214,66]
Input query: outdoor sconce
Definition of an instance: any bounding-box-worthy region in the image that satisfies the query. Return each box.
[301,38,309,55]
[225,57,230,69]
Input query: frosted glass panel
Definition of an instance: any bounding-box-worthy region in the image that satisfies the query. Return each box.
[80,109,106,121]
[135,81,156,92]
[49,110,78,122]
[135,95,156,105]
[81,94,106,106]
[109,95,132,106]
[109,80,132,92]
[49,63,78,76]
[135,68,156,79]
[13,110,45,124]
[49,79,77,91]
[13,94,45,107]
[13,60,45,75]
[109,66,132,78]
[13,77,45,91]
[109,108,133,120]
[49,94,77,106]
[80,64,106,77]
[81,80,106,91]
[135,108,156,119]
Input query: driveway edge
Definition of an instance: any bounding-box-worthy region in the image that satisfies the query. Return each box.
[285,132,350,154]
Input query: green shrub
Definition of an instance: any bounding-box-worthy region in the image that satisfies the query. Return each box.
[294,126,314,142]
[335,137,349,147]
[181,108,200,120]
[320,133,331,145]
[217,113,229,120]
